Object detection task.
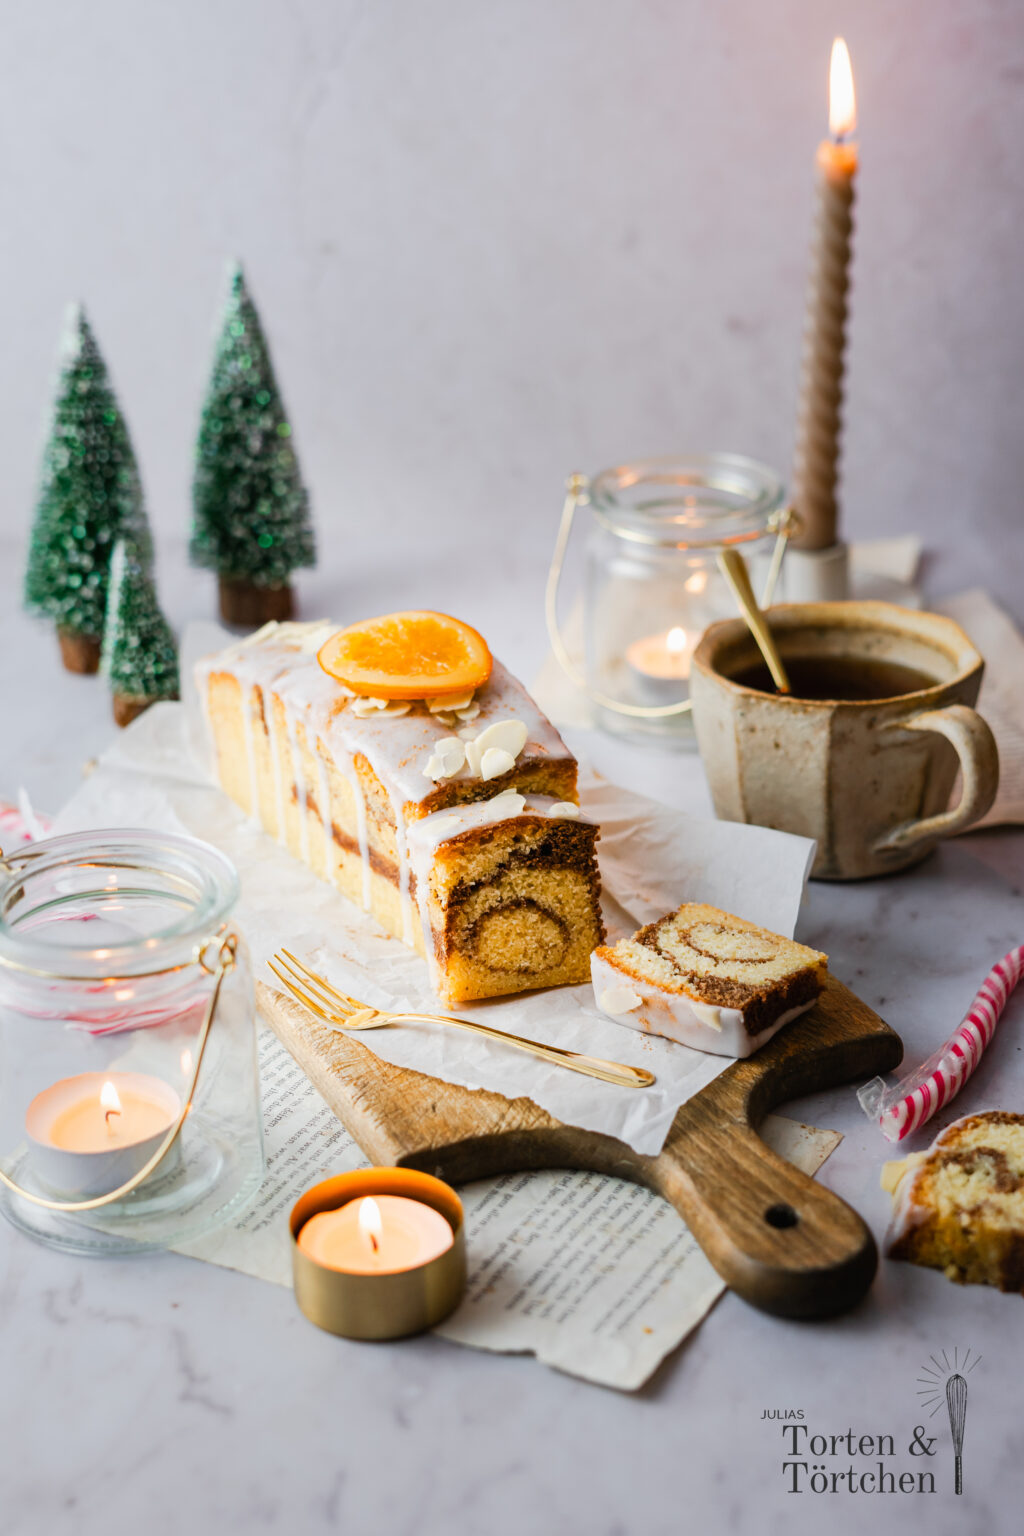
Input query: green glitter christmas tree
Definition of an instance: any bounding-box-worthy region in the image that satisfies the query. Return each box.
[24,305,152,673]
[190,263,315,626]
[100,540,179,726]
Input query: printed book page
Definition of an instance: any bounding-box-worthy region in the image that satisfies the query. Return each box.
[177,1027,840,1391]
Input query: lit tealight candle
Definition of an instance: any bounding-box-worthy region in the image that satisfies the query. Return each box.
[297,1194,454,1274]
[26,1071,181,1199]
[625,626,699,704]
[290,1170,466,1340]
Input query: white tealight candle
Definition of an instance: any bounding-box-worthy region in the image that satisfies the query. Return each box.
[25,1071,181,1199]
[297,1194,455,1275]
[625,626,699,704]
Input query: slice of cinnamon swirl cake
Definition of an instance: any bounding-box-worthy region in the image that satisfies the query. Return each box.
[591,902,826,1058]
[195,613,604,1004]
[883,1112,1024,1292]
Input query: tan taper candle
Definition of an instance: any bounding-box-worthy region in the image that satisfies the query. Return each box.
[791,39,858,552]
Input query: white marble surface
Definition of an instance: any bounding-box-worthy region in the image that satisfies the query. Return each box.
[2,537,1024,1536]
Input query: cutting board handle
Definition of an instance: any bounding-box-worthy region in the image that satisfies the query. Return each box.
[638,973,901,1318]
[649,1120,876,1319]
[259,972,901,1323]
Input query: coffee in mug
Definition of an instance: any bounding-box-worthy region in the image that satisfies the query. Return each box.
[690,602,999,879]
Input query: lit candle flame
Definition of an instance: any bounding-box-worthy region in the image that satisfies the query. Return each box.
[100,1079,122,1129]
[829,37,856,141]
[358,1195,383,1255]
[666,627,689,655]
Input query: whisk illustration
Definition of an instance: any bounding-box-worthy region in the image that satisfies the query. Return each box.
[946,1372,967,1495]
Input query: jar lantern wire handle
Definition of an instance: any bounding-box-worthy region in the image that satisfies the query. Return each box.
[0,842,45,878]
[545,476,796,719]
[0,933,239,1213]
[760,505,799,607]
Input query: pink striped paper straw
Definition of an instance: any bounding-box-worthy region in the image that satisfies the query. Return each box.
[859,944,1024,1143]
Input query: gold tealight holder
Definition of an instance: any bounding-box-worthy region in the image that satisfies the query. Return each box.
[290,1168,466,1341]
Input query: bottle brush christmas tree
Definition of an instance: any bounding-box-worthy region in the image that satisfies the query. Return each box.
[100,539,180,727]
[23,305,152,674]
[190,263,315,626]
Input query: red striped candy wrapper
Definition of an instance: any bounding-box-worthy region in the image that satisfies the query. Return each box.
[0,793,52,846]
[859,945,1024,1142]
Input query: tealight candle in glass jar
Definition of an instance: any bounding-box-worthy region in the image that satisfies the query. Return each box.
[546,454,790,748]
[0,829,265,1256]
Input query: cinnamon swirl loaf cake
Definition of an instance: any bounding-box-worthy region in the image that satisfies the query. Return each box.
[195,616,603,1004]
[591,902,826,1058]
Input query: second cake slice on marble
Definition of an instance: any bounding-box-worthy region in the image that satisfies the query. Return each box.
[591,902,827,1058]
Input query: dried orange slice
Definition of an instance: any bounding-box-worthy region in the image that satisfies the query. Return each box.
[318,611,493,699]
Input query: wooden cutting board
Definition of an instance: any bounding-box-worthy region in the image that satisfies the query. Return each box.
[256,974,902,1320]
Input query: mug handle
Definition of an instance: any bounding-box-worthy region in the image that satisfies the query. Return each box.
[874,704,999,855]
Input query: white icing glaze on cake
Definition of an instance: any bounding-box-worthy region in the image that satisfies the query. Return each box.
[196,622,573,807]
[589,952,814,1059]
[283,702,311,864]
[315,751,333,879]
[265,688,288,844]
[195,621,581,962]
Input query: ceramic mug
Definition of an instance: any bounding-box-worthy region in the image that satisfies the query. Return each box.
[690,601,999,879]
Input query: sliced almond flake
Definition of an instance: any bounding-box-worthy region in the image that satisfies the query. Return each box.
[598,987,643,1015]
[296,622,340,654]
[428,691,475,713]
[242,620,281,647]
[455,703,480,721]
[423,737,466,782]
[481,747,516,781]
[547,802,581,819]
[464,739,484,776]
[473,719,528,761]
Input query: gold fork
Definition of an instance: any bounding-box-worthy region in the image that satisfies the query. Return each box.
[267,949,655,1090]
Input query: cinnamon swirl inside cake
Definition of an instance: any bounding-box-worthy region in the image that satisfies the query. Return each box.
[196,617,604,1005]
[409,792,602,1002]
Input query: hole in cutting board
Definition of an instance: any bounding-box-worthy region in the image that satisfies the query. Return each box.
[764,1203,799,1229]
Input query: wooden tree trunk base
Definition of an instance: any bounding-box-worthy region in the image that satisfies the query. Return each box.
[113,695,152,728]
[218,578,294,627]
[58,629,101,674]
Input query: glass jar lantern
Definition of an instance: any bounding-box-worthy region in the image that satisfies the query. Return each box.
[0,830,265,1256]
[546,454,790,747]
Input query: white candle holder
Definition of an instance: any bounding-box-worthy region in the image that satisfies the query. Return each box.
[0,830,265,1256]
[546,456,794,749]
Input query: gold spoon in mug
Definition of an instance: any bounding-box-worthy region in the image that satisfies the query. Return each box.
[716,548,791,694]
